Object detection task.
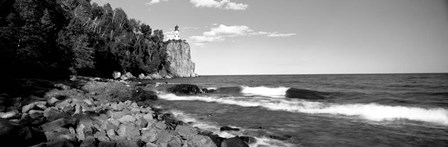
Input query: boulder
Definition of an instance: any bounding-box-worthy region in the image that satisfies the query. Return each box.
[187,135,217,147]
[80,136,97,147]
[18,127,47,146]
[141,128,160,143]
[116,139,139,147]
[221,137,249,147]
[0,110,19,119]
[239,136,257,145]
[175,125,198,140]
[167,84,201,95]
[220,126,240,132]
[41,118,75,132]
[155,130,182,147]
[139,73,146,79]
[46,138,75,147]
[29,110,44,119]
[44,108,70,121]
[117,124,140,140]
[117,115,136,124]
[98,141,116,147]
[22,103,36,113]
[47,97,60,106]
[113,71,121,79]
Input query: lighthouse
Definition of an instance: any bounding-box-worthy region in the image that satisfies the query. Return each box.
[173,25,180,40]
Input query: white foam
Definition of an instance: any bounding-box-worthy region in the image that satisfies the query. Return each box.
[158,94,448,126]
[241,86,289,98]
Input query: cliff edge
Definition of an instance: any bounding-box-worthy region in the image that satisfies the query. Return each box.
[164,40,196,78]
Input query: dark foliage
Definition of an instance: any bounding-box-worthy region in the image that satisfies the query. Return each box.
[0,0,168,80]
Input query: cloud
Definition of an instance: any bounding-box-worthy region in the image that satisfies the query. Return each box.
[145,0,248,10]
[189,24,296,46]
[190,0,248,10]
[146,0,168,5]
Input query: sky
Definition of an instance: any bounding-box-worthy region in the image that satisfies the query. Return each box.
[92,0,448,75]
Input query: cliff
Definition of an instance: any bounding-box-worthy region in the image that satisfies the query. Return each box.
[164,40,196,78]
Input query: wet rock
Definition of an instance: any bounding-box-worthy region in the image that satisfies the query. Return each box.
[220,126,240,132]
[80,136,97,147]
[167,84,202,95]
[187,135,217,147]
[198,130,223,146]
[117,124,140,140]
[0,110,19,119]
[239,136,257,145]
[221,137,249,147]
[175,125,197,140]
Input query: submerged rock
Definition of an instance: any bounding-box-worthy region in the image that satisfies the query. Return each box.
[221,137,249,147]
[220,126,240,132]
[167,84,201,95]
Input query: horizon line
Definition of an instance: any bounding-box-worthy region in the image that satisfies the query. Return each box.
[197,72,448,76]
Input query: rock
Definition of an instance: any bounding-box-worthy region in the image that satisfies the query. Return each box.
[0,118,17,142]
[154,122,167,130]
[18,127,47,146]
[101,120,119,131]
[139,73,146,79]
[44,108,70,121]
[198,130,223,146]
[155,130,182,147]
[167,84,202,95]
[117,115,136,124]
[46,138,75,147]
[187,135,217,147]
[83,99,93,106]
[54,83,71,90]
[94,130,110,142]
[22,103,36,113]
[239,136,257,145]
[29,110,44,119]
[141,128,160,143]
[221,137,249,147]
[47,97,60,106]
[80,136,97,147]
[41,118,75,132]
[165,41,196,77]
[132,87,158,101]
[143,113,154,123]
[111,102,126,111]
[0,110,19,119]
[145,142,157,147]
[113,71,121,79]
[175,125,197,140]
[44,128,76,142]
[117,124,140,140]
[106,129,118,140]
[220,126,240,132]
[99,141,116,147]
[201,88,216,93]
[116,139,139,147]
[111,111,125,119]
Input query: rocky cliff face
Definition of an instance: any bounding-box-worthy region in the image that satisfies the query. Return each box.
[164,40,196,78]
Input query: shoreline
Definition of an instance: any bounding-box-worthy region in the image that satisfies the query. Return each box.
[0,76,255,147]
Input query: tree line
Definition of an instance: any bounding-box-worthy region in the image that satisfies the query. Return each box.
[0,0,168,79]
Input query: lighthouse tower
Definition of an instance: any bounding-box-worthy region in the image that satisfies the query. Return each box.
[173,25,180,40]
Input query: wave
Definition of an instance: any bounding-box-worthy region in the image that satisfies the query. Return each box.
[158,94,448,126]
[241,86,289,98]
[169,110,294,147]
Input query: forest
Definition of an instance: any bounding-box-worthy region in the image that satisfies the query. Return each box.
[0,0,168,79]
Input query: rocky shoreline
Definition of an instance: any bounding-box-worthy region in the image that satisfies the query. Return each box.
[0,77,254,147]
